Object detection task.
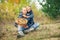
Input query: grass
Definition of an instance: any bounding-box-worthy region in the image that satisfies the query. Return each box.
[17,23,60,40]
[0,1,60,40]
[0,5,60,40]
[58,26,60,29]
[0,23,60,40]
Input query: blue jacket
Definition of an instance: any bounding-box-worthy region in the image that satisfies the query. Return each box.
[27,10,34,28]
[18,10,34,29]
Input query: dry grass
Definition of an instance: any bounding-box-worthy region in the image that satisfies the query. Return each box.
[0,23,60,40]
[0,2,60,40]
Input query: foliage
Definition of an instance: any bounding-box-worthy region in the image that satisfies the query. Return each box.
[0,0,29,23]
[39,0,60,19]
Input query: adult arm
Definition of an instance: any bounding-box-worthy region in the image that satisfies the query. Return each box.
[18,12,23,18]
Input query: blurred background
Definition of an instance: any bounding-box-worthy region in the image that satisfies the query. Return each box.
[0,0,60,40]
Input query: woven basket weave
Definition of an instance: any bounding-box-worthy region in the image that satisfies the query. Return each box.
[15,18,28,27]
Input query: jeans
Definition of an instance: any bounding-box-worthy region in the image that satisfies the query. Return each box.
[18,23,40,32]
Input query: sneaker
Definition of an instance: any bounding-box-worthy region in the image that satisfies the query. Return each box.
[17,31,25,38]
[17,32,25,38]
[17,34,23,38]
[23,30,30,34]
[29,27,35,32]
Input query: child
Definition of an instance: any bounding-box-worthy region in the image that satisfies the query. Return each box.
[26,6,34,28]
[26,6,40,31]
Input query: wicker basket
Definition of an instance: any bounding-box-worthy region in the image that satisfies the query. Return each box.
[15,18,28,28]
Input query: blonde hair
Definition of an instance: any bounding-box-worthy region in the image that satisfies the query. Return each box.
[22,6,27,10]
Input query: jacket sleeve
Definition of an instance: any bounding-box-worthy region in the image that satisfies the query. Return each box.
[18,13,23,18]
[29,13,34,18]
[28,11,34,19]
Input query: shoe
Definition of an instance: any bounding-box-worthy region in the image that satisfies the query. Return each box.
[29,28,34,32]
[23,30,29,34]
[17,31,25,38]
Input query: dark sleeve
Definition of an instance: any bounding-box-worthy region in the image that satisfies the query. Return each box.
[18,13,23,18]
[29,13,34,18]
[28,11,34,19]
[14,22,18,27]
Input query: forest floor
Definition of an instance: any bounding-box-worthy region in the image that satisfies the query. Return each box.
[0,22,60,40]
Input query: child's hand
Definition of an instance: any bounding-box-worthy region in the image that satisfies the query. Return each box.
[23,15,30,18]
[24,26,28,28]
[22,25,28,28]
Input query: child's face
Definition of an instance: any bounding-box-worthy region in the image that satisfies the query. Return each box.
[26,6,31,12]
[22,8,27,15]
